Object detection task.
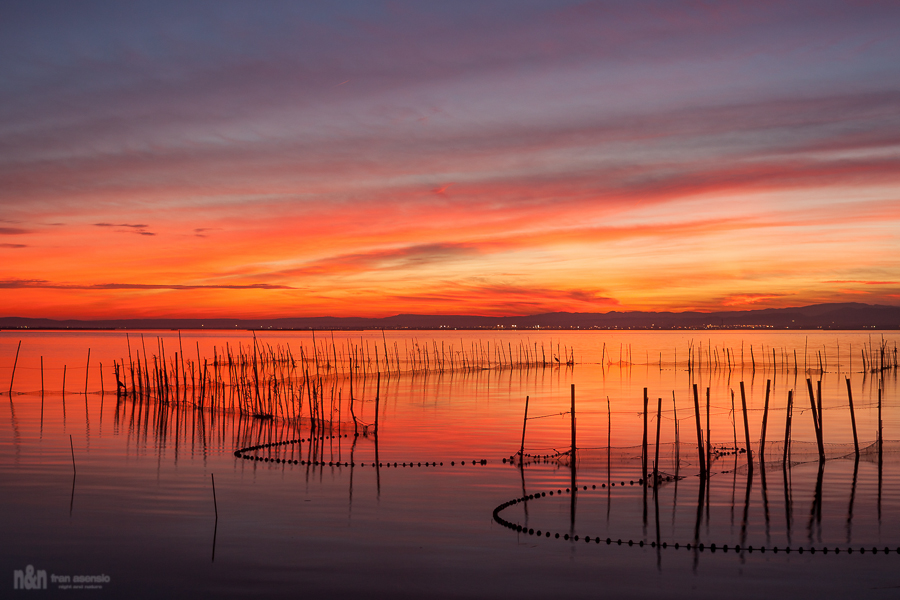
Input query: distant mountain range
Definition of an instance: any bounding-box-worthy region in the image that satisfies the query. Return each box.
[2,303,899,330]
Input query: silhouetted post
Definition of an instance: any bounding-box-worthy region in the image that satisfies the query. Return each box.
[654,396,662,485]
[845,378,859,458]
[84,348,91,396]
[816,379,823,435]
[520,395,530,460]
[706,387,711,468]
[642,388,648,482]
[8,340,21,395]
[692,384,706,478]
[348,356,358,436]
[759,379,771,464]
[374,371,381,437]
[878,385,883,455]
[211,473,218,520]
[730,389,737,450]
[69,434,76,475]
[806,378,825,462]
[571,384,576,457]
[607,396,611,488]
[878,385,883,521]
[782,390,793,465]
[739,382,752,471]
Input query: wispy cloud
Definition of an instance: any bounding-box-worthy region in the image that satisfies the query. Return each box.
[279,243,481,277]
[0,279,293,290]
[93,223,155,236]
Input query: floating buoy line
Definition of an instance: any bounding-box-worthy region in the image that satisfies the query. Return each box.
[233,436,488,468]
[491,482,900,556]
[232,438,897,557]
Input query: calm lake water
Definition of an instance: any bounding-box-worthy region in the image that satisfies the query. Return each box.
[1,330,898,598]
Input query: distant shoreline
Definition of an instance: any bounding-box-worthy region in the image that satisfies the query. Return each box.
[2,302,899,331]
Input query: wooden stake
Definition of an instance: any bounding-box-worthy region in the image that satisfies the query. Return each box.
[816,379,822,433]
[782,390,793,465]
[571,384,576,457]
[692,384,706,477]
[642,387,648,481]
[8,340,21,395]
[845,378,859,458]
[520,395,530,459]
[806,379,825,462]
[374,371,381,437]
[69,434,76,475]
[84,348,91,395]
[759,379,771,463]
[706,387,711,467]
[654,396,662,483]
[211,473,218,520]
[739,382,752,471]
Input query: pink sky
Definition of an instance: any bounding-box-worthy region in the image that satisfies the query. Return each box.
[1,1,899,318]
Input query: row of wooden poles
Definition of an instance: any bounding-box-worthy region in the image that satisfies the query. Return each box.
[6,334,579,400]
[602,338,898,375]
[5,334,575,398]
[637,377,885,483]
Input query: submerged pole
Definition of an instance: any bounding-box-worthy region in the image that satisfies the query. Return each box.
[520,395,529,460]
[739,382,752,471]
[759,379,771,464]
[84,348,91,396]
[654,396,662,484]
[692,384,706,478]
[782,390,793,465]
[806,379,825,462]
[642,388,648,482]
[845,378,859,458]
[8,340,22,395]
[571,384,576,456]
[211,473,218,520]
[69,434,76,475]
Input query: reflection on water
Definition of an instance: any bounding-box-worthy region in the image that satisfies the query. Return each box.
[1,330,899,598]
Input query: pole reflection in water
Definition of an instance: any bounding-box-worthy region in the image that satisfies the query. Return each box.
[847,456,858,544]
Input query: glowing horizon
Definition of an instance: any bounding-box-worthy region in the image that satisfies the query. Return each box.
[2,1,899,319]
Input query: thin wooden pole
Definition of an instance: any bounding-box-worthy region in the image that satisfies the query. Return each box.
[806,378,825,462]
[654,396,662,483]
[692,384,706,477]
[706,387,711,468]
[8,340,21,395]
[84,348,91,395]
[816,379,823,434]
[782,390,793,465]
[211,473,218,520]
[642,387,648,482]
[739,382,752,471]
[374,371,381,437]
[845,378,859,458]
[69,434,76,475]
[571,384,576,456]
[759,379,771,463]
[878,385,883,453]
[520,395,530,459]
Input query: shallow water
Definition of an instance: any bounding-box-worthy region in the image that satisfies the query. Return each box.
[1,330,899,598]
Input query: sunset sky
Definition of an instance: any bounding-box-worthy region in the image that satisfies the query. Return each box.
[2,1,899,318]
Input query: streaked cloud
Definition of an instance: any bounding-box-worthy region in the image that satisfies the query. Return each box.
[0,1,898,317]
